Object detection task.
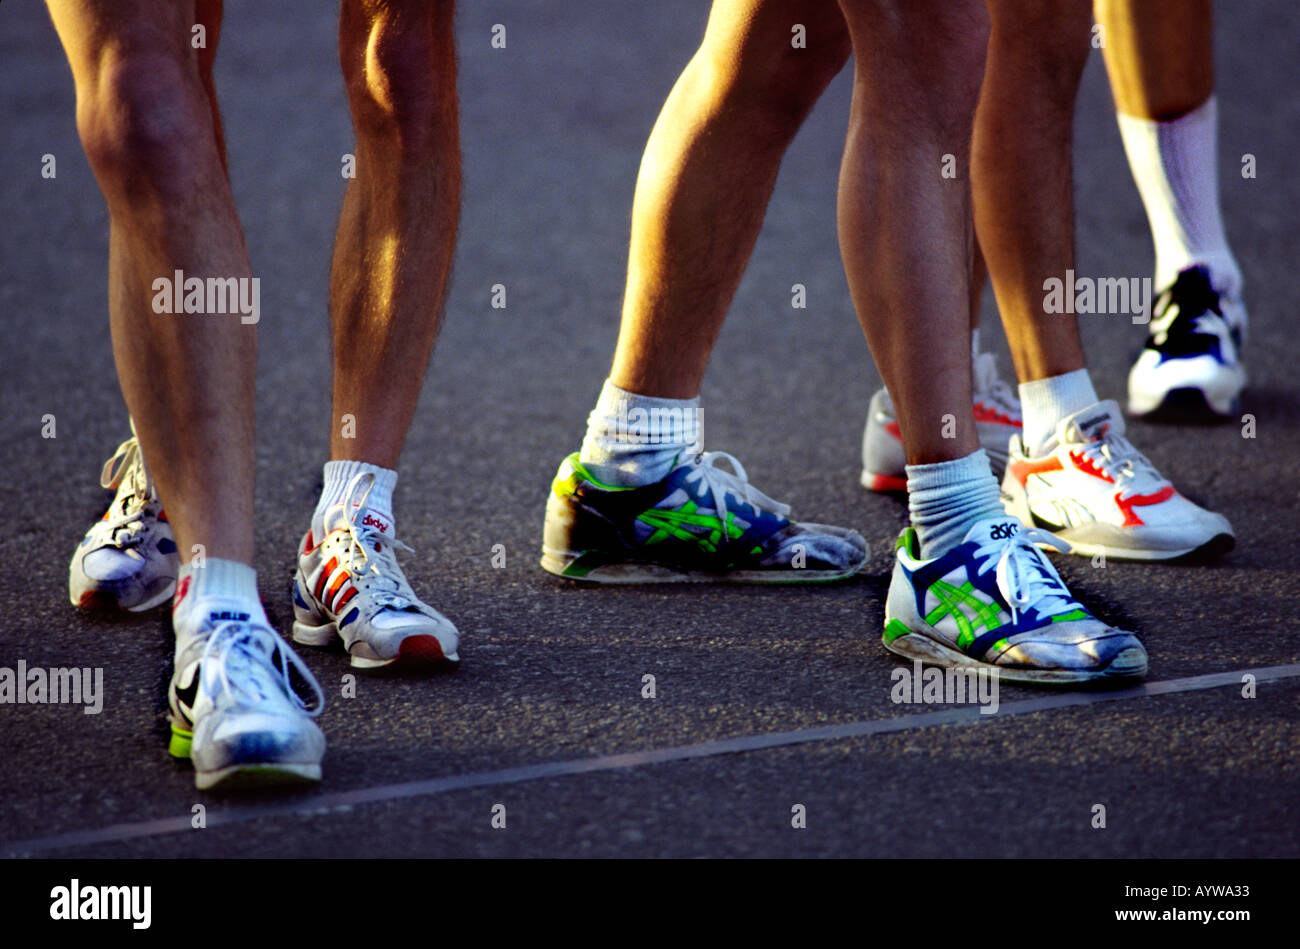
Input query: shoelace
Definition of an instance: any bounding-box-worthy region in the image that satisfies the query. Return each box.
[200,621,324,716]
[1071,430,1163,488]
[679,451,790,539]
[97,435,157,543]
[338,473,417,610]
[971,527,1076,626]
[972,351,1020,417]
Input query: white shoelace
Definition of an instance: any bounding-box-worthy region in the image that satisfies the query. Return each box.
[337,473,417,610]
[972,351,1020,417]
[1070,430,1163,487]
[200,621,324,716]
[971,527,1077,625]
[97,436,157,542]
[679,452,790,534]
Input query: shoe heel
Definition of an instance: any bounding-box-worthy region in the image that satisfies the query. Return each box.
[292,619,338,648]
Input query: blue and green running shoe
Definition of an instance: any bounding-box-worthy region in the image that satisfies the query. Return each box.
[884,516,1148,684]
[542,451,867,583]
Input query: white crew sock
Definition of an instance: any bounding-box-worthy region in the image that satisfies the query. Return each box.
[906,449,1007,559]
[1116,96,1242,301]
[1018,369,1098,458]
[579,379,702,487]
[172,557,266,644]
[313,460,397,538]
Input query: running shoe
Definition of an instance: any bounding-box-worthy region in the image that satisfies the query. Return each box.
[541,450,867,583]
[1128,265,1246,419]
[292,472,459,669]
[883,516,1148,685]
[68,428,178,612]
[169,588,326,790]
[861,350,1022,491]
[1001,399,1233,561]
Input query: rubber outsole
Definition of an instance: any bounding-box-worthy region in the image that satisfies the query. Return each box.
[195,763,322,792]
[1053,531,1235,564]
[882,626,1148,686]
[293,619,457,669]
[1130,386,1239,424]
[539,552,867,585]
[860,471,907,493]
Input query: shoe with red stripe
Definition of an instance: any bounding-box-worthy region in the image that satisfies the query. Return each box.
[291,472,459,669]
[1001,400,1233,561]
[861,351,1023,492]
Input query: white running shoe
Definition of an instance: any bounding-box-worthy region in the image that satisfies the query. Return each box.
[169,590,326,790]
[1128,265,1246,419]
[292,472,459,669]
[1001,399,1234,561]
[69,428,179,612]
[862,350,1022,491]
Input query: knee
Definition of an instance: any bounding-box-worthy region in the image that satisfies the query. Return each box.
[76,52,211,202]
[986,0,1092,102]
[342,2,456,151]
[850,0,988,105]
[696,25,850,141]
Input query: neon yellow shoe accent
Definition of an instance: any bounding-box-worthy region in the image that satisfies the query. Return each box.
[168,722,193,759]
[883,618,912,644]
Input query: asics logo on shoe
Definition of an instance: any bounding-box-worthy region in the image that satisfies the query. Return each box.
[208,610,250,623]
[989,522,1019,540]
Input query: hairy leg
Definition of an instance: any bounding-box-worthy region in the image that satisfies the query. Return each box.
[49,0,256,563]
[974,0,1092,384]
[836,0,989,464]
[331,0,460,467]
[607,0,850,399]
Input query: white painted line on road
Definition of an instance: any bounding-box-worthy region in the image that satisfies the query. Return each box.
[4,662,1297,856]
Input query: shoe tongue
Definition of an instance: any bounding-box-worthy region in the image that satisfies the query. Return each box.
[963,516,1024,548]
[1058,399,1124,447]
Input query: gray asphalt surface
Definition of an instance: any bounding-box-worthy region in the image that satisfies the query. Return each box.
[1,0,1297,858]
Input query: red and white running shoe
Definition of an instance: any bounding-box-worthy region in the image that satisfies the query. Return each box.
[1001,399,1234,561]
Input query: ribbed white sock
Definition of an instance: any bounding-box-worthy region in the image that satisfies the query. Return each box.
[906,449,1006,559]
[313,460,396,537]
[1018,369,1098,457]
[173,558,266,644]
[1116,96,1242,300]
[579,379,702,487]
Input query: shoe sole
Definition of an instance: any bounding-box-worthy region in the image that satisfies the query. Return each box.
[539,551,866,585]
[882,620,1148,686]
[861,448,1010,495]
[860,471,907,493]
[195,763,322,791]
[1130,385,1240,422]
[168,723,321,790]
[1049,531,1235,563]
[292,619,457,669]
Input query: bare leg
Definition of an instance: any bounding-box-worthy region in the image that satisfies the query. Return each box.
[974,0,1092,384]
[835,0,988,465]
[1095,0,1213,120]
[49,0,255,564]
[607,0,850,399]
[331,0,460,468]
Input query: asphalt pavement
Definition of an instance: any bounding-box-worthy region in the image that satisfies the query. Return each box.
[0,0,1296,858]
